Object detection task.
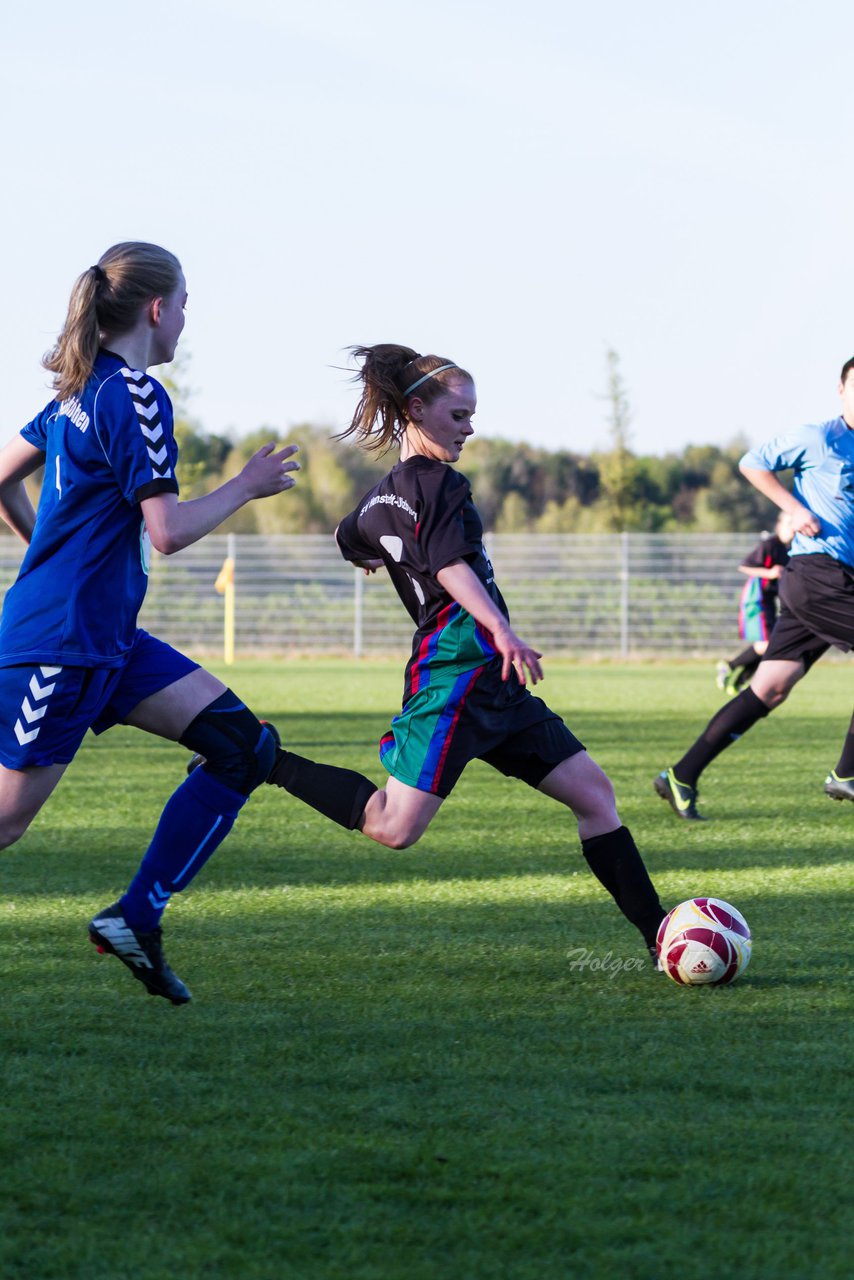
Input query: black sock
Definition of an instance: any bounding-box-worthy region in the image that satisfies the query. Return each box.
[730,645,759,671]
[581,825,666,947]
[674,687,770,789]
[267,750,378,829]
[834,714,854,778]
[738,657,760,685]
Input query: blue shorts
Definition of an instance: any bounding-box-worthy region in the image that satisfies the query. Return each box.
[0,630,199,769]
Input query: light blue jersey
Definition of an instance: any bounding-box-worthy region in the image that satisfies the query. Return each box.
[740,417,854,568]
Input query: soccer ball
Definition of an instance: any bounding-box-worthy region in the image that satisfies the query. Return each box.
[656,897,751,986]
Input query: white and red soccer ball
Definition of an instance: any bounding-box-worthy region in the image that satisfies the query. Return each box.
[656,897,752,986]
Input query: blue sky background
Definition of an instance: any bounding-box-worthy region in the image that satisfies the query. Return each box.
[2,0,852,456]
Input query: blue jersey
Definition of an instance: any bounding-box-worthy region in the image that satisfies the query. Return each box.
[740,417,854,568]
[0,349,179,668]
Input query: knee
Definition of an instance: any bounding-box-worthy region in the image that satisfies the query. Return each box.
[363,819,423,850]
[539,751,619,825]
[751,662,804,709]
[581,766,618,823]
[180,693,277,796]
[359,795,429,849]
[757,680,795,709]
[380,833,416,850]
[568,764,620,833]
[0,814,32,850]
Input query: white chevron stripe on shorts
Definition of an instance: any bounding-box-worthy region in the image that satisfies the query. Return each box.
[14,664,63,746]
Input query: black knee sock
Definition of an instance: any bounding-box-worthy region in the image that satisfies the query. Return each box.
[581,825,666,947]
[730,645,759,671]
[267,750,378,829]
[833,713,854,778]
[674,687,770,789]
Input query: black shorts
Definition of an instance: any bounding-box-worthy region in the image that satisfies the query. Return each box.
[763,554,854,667]
[379,660,585,798]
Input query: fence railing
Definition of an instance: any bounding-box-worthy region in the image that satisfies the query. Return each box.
[0,532,770,660]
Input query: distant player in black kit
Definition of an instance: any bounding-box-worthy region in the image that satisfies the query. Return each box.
[657,358,854,819]
[715,513,794,697]
[260,345,667,966]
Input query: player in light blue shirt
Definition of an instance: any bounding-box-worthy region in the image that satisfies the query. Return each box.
[0,242,299,1002]
[740,418,854,567]
[655,357,854,819]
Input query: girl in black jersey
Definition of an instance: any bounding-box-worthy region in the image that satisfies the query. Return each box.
[266,344,667,966]
[715,513,794,696]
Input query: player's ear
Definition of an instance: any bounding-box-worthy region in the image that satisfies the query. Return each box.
[408,395,423,422]
[148,297,163,326]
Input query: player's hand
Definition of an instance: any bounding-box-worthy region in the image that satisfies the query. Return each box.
[787,503,820,537]
[240,443,300,498]
[492,624,544,685]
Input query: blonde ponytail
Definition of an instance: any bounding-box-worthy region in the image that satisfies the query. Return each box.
[43,242,182,399]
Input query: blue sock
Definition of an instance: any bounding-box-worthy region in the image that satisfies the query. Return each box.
[121,768,246,932]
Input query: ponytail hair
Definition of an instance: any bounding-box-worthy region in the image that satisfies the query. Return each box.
[43,241,182,399]
[340,343,471,452]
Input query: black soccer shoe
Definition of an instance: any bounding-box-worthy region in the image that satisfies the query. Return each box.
[653,768,705,820]
[89,902,191,1005]
[647,943,664,973]
[186,718,281,776]
[824,770,854,802]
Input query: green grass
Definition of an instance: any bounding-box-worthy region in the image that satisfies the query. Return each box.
[1,661,852,1279]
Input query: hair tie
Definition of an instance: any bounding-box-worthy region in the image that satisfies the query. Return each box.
[403,364,458,397]
[91,264,106,284]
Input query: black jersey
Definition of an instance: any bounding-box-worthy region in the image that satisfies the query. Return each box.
[740,533,790,608]
[336,456,508,684]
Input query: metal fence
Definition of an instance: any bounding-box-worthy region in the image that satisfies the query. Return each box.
[0,531,773,660]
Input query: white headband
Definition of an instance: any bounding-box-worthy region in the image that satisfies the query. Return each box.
[402,364,458,396]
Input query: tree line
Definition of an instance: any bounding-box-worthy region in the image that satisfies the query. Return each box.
[169,422,776,536]
[9,353,780,536]
[165,347,778,535]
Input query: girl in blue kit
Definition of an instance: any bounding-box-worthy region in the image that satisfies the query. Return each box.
[0,241,298,1003]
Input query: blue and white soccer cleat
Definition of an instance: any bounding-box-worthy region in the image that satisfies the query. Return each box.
[89,902,191,1005]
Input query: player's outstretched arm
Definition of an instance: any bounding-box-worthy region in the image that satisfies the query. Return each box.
[142,443,299,555]
[738,563,783,580]
[436,558,543,684]
[0,436,43,544]
[739,465,821,537]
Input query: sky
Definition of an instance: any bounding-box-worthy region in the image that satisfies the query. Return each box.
[2,0,852,457]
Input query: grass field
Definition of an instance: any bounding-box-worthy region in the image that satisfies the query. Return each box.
[2,660,852,1279]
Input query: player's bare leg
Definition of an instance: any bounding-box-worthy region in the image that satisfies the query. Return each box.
[357,776,444,849]
[0,761,68,849]
[747,657,804,708]
[536,750,618,839]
